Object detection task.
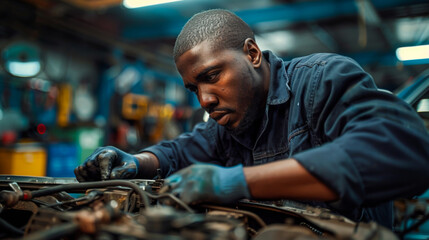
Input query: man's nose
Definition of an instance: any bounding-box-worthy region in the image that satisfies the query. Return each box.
[198,87,218,110]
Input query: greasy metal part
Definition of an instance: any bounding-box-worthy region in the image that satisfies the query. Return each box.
[236,199,399,239]
[0,182,25,207]
[206,210,245,222]
[43,190,102,208]
[24,207,74,236]
[303,215,399,240]
[24,222,79,240]
[74,200,122,234]
[201,204,267,228]
[8,182,23,196]
[0,176,408,240]
[239,199,353,223]
[102,189,130,212]
[97,219,147,239]
[0,190,20,207]
[253,224,319,240]
[140,206,247,240]
[300,222,326,236]
[27,180,151,209]
[149,169,165,192]
[0,175,79,186]
[10,200,38,215]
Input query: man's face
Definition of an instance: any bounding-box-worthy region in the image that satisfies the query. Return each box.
[175,40,267,133]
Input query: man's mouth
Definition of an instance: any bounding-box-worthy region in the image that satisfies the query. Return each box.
[210,111,230,126]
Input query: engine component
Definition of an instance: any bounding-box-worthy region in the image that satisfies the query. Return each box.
[0,175,402,240]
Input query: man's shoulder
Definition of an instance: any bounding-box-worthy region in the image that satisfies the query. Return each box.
[285,53,361,95]
[286,53,360,83]
[290,53,354,67]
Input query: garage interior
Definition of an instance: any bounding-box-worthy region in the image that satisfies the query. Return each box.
[1,0,428,175]
[0,0,428,239]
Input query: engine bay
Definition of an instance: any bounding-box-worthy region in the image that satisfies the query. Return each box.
[0,175,425,240]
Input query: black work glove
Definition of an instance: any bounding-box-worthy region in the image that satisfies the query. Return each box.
[74,146,139,182]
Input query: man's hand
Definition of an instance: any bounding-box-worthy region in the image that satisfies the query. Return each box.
[161,164,250,205]
[74,146,139,182]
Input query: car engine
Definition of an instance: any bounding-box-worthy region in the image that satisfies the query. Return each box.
[0,175,417,240]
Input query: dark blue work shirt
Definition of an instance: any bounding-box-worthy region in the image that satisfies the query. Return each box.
[143,51,429,228]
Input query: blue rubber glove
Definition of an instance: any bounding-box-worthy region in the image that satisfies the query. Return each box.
[74,146,139,181]
[162,164,251,205]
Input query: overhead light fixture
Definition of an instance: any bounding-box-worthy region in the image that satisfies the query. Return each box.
[396,44,429,61]
[6,61,41,78]
[123,0,182,8]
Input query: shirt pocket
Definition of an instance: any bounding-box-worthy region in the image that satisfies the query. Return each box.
[288,125,313,155]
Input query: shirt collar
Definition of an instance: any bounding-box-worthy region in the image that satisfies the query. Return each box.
[263,50,291,105]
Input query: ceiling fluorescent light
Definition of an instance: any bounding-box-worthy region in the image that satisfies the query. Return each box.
[123,0,182,8]
[396,44,429,61]
[7,61,41,78]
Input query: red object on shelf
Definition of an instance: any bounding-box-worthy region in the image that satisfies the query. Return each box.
[1,131,17,145]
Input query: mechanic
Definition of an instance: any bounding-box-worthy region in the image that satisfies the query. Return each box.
[75,9,429,228]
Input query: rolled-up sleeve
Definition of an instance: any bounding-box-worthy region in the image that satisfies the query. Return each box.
[293,55,429,212]
[141,119,222,177]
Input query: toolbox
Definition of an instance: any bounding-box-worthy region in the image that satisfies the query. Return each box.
[0,143,46,176]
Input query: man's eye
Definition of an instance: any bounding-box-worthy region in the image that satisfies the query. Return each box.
[206,72,219,82]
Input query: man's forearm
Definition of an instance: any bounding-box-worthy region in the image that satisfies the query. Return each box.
[133,152,160,179]
[244,158,338,201]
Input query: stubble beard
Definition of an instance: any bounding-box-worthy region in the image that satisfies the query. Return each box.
[228,88,266,136]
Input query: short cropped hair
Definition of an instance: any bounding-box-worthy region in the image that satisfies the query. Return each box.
[173,9,255,61]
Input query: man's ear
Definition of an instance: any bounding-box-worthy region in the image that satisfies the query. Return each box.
[243,38,262,68]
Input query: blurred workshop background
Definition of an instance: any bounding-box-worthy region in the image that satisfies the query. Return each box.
[0,0,428,178]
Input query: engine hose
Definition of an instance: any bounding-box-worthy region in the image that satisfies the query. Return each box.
[0,217,24,236]
[27,180,151,209]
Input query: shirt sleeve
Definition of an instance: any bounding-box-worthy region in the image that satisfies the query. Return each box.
[292,54,429,212]
[140,119,223,177]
